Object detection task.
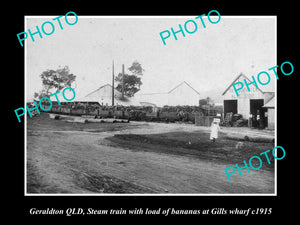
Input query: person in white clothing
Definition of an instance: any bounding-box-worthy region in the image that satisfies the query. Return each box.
[210,121,220,142]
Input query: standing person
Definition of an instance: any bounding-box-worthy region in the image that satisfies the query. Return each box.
[210,121,220,142]
[248,113,253,128]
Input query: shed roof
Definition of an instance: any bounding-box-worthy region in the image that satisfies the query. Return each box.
[135,81,200,107]
[75,83,140,106]
[222,73,265,96]
[65,81,200,107]
[168,81,200,95]
[263,96,275,108]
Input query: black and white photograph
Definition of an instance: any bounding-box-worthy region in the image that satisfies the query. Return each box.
[24,15,276,195]
[9,4,298,221]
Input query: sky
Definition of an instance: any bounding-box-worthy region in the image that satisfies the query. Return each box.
[25,15,276,102]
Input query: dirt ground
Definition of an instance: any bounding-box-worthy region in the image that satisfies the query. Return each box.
[26,113,275,194]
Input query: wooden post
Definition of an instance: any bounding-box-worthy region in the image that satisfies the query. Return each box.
[122,64,125,99]
[112,60,115,106]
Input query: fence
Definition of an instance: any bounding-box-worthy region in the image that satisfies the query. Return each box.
[195,114,215,126]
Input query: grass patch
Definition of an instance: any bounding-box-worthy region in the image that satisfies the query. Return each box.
[107,131,275,170]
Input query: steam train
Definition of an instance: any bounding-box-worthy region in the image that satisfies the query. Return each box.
[47,103,219,123]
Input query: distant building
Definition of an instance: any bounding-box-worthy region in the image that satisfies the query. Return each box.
[135,81,201,107]
[74,81,201,107]
[76,84,139,106]
[222,73,275,128]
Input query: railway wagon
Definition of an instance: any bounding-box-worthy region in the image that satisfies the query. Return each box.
[48,105,199,123]
[145,112,159,122]
[159,112,178,122]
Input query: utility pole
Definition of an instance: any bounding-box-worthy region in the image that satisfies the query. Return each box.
[112,60,115,106]
[122,64,125,99]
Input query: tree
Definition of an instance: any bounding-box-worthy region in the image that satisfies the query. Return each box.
[115,61,144,97]
[34,66,76,100]
[115,74,142,97]
[128,61,144,76]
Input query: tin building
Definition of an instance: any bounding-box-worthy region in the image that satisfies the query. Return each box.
[222,73,275,128]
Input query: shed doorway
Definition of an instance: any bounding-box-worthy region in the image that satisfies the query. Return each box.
[224,100,237,116]
[250,99,267,128]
